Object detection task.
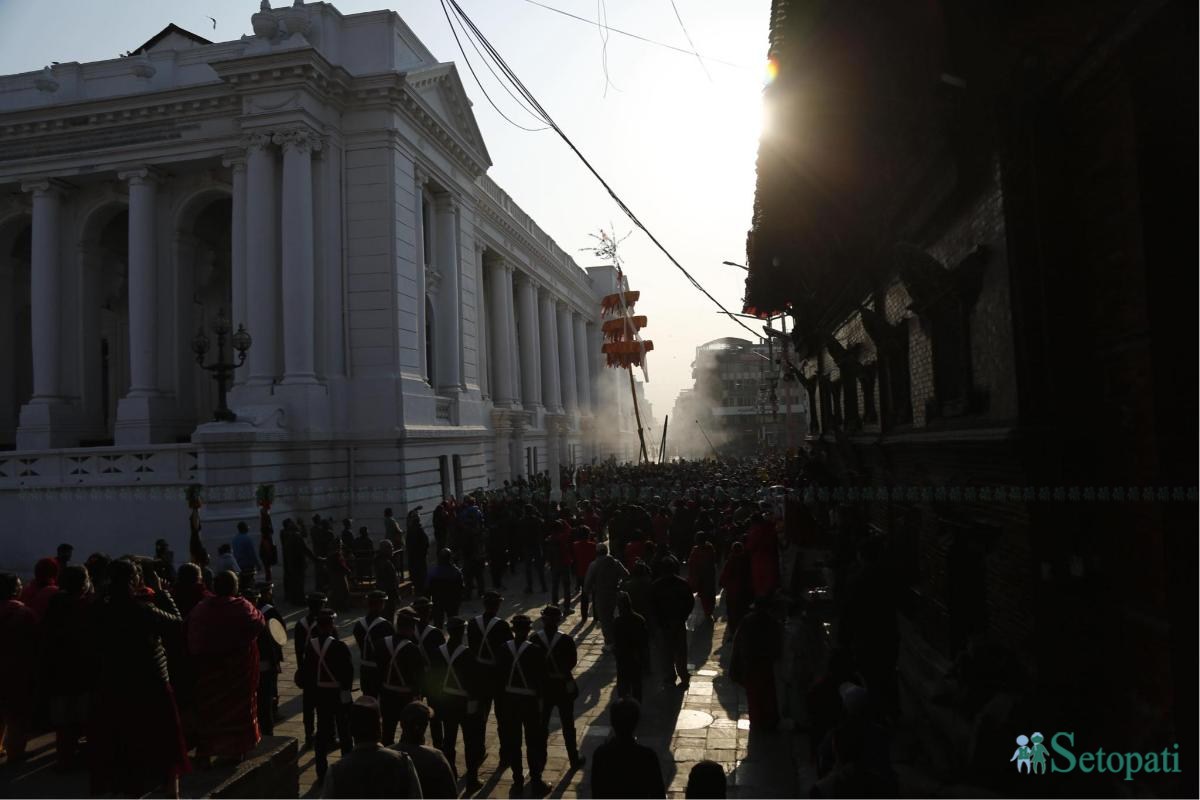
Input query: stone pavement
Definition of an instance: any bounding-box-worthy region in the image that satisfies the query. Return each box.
[274,580,803,799]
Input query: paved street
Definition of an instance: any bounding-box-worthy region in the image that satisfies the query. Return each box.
[274,581,803,799]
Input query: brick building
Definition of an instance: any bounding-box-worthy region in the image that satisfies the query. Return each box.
[745,0,1196,792]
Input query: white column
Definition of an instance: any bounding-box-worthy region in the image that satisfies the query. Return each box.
[22,179,66,401]
[275,128,320,384]
[504,266,520,405]
[476,244,489,399]
[515,273,541,408]
[414,171,430,382]
[434,194,462,393]
[573,313,592,413]
[243,132,279,386]
[224,154,248,385]
[539,288,562,413]
[556,301,577,414]
[486,258,514,406]
[118,167,161,397]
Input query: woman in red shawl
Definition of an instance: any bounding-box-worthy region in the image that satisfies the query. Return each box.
[20,557,60,620]
[686,533,718,622]
[186,571,266,764]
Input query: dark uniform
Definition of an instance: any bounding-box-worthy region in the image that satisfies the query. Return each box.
[496,615,548,791]
[378,629,424,745]
[293,593,327,743]
[536,607,584,768]
[428,618,482,784]
[412,597,447,748]
[464,594,512,765]
[300,610,354,781]
[252,585,285,736]
[352,593,395,698]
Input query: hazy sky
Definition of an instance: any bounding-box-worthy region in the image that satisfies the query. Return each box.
[0,0,771,418]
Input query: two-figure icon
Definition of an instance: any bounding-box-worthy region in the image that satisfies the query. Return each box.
[1011,732,1048,774]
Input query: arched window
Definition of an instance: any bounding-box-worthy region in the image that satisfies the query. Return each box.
[425,295,436,387]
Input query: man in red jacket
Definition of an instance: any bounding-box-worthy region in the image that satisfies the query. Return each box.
[570,527,597,621]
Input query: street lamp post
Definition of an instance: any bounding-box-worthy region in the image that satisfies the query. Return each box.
[192,309,252,423]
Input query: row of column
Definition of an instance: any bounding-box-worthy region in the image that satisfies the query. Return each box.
[240,127,321,388]
[21,170,161,409]
[485,258,594,415]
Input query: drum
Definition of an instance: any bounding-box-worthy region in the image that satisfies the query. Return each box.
[268,617,288,646]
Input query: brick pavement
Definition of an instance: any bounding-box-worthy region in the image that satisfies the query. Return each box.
[275,581,802,799]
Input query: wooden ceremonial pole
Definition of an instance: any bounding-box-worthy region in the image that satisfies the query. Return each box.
[628,365,650,464]
[659,414,669,463]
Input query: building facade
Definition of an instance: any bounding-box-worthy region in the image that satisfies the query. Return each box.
[745,0,1195,792]
[667,337,805,460]
[0,2,637,568]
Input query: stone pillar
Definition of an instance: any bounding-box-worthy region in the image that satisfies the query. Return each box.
[224,154,249,386]
[491,409,511,483]
[515,273,541,409]
[434,194,461,393]
[243,132,279,386]
[504,266,520,404]
[275,127,320,384]
[476,244,489,399]
[414,171,430,382]
[119,167,161,397]
[114,168,175,444]
[486,258,514,406]
[16,179,74,449]
[23,179,65,402]
[556,302,577,415]
[539,288,562,413]
[573,313,592,414]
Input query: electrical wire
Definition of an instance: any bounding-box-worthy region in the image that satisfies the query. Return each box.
[445,0,762,341]
[438,0,549,132]
[449,0,550,125]
[667,0,712,81]
[517,0,749,70]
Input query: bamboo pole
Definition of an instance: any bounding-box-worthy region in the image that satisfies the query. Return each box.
[628,365,650,464]
[659,414,669,463]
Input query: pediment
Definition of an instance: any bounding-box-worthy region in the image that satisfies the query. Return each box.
[405,62,492,172]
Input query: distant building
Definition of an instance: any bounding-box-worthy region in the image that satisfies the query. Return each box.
[667,337,805,459]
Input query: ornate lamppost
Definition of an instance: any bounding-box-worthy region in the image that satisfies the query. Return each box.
[192,309,252,422]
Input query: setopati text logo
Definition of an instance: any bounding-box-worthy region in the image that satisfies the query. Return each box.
[1012,732,1181,781]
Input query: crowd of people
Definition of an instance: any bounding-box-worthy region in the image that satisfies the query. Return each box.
[0,451,909,798]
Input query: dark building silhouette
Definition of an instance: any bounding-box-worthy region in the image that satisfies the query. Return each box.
[744,0,1196,794]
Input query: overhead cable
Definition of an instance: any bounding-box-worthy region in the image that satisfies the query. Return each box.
[446,0,762,340]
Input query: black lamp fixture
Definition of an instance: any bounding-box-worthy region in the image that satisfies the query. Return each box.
[192,309,252,422]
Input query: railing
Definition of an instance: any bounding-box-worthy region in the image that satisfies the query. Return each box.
[0,443,199,490]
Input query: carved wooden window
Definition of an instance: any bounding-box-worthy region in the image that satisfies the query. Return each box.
[841,372,860,431]
[859,364,878,425]
[887,331,913,426]
[897,244,989,421]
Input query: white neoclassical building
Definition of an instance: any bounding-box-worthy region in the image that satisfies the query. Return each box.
[0,1,645,568]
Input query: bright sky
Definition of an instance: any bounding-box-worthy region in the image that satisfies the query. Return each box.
[0,0,771,418]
